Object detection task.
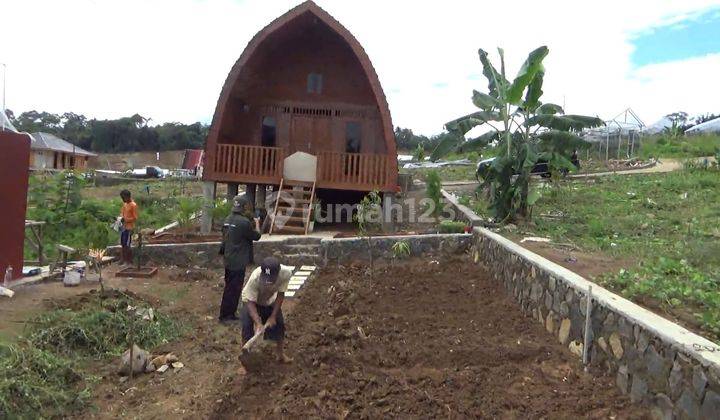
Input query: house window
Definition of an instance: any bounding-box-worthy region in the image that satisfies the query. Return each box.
[261,116,277,147]
[345,122,361,153]
[307,73,323,94]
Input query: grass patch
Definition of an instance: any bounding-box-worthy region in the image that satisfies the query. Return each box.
[638,134,720,159]
[1,290,185,418]
[462,168,720,339]
[0,343,92,419]
[29,291,185,359]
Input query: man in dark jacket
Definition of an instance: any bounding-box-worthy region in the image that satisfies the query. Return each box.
[219,194,261,323]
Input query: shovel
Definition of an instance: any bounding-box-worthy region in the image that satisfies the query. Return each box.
[242,326,266,351]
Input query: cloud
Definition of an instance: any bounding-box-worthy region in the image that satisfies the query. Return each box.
[2,0,720,136]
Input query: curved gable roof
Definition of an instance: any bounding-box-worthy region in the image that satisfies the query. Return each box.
[207,1,396,157]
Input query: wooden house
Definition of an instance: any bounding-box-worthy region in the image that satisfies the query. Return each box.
[202,1,398,233]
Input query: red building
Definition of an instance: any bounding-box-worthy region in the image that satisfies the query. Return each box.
[202,0,397,204]
[0,131,31,280]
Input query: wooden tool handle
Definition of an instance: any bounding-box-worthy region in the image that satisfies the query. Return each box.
[242,326,266,351]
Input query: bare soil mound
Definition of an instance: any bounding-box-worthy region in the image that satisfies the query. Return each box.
[214,258,647,418]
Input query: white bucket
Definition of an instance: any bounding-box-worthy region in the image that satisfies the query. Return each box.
[63,268,84,287]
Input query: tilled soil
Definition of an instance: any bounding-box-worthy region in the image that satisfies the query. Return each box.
[214,258,647,419]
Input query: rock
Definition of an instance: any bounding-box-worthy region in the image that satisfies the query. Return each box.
[151,352,179,367]
[564,289,574,304]
[545,313,555,334]
[172,362,184,369]
[651,393,673,420]
[598,337,608,353]
[544,293,553,311]
[701,390,720,419]
[157,364,169,373]
[630,376,648,403]
[676,390,700,420]
[603,312,616,330]
[609,333,624,359]
[617,365,629,394]
[558,319,571,345]
[530,283,543,302]
[636,331,650,353]
[118,344,149,376]
[668,360,684,400]
[618,317,633,338]
[691,366,707,399]
[568,340,583,358]
[547,276,556,292]
[645,346,671,391]
[559,302,570,318]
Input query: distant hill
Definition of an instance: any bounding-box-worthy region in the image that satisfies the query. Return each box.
[88,150,187,171]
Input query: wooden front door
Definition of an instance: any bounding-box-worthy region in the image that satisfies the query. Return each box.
[290,116,331,155]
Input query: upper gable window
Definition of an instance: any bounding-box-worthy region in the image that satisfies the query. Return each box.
[307,73,323,94]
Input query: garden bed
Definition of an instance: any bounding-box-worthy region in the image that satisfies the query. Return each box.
[214,257,644,418]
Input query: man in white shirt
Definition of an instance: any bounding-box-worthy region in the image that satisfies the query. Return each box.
[238,256,293,375]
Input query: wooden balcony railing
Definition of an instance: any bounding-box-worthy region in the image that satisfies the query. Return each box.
[212,144,284,183]
[206,145,394,191]
[317,151,391,190]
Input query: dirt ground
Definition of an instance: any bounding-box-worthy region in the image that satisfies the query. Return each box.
[214,257,647,419]
[2,257,648,419]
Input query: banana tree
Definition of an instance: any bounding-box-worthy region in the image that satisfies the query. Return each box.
[432,46,603,221]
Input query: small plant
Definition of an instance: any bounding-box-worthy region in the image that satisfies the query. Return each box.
[177,197,202,229]
[413,143,426,161]
[425,170,443,221]
[354,190,383,277]
[211,197,232,222]
[88,248,106,294]
[438,220,466,234]
[391,241,411,260]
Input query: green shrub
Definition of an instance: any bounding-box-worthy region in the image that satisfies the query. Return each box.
[425,170,443,219]
[0,343,91,418]
[29,292,184,359]
[212,198,232,221]
[438,220,466,233]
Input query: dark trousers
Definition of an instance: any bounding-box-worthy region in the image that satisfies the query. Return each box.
[241,304,285,342]
[219,267,246,319]
[120,230,133,264]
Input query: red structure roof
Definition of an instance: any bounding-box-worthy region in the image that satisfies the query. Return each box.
[181,149,204,170]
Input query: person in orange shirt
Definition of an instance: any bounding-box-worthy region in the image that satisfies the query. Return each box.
[119,189,139,265]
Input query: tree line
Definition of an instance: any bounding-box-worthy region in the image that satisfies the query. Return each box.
[5,109,461,154]
[394,127,458,152]
[4,110,209,153]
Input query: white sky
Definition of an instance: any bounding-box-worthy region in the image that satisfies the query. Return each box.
[2,0,720,135]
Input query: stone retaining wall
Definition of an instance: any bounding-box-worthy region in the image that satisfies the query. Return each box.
[440,187,720,418]
[472,228,720,418]
[321,233,472,265]
[107,233,472,269]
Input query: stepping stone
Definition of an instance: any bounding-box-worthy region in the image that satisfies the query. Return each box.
[289,279,305,286]
[285,291,296,297]
[290,276,308,282]
[294,271,312,277]
[287,283,302,291]
[284,266,296,271]
[299,265,316,271]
